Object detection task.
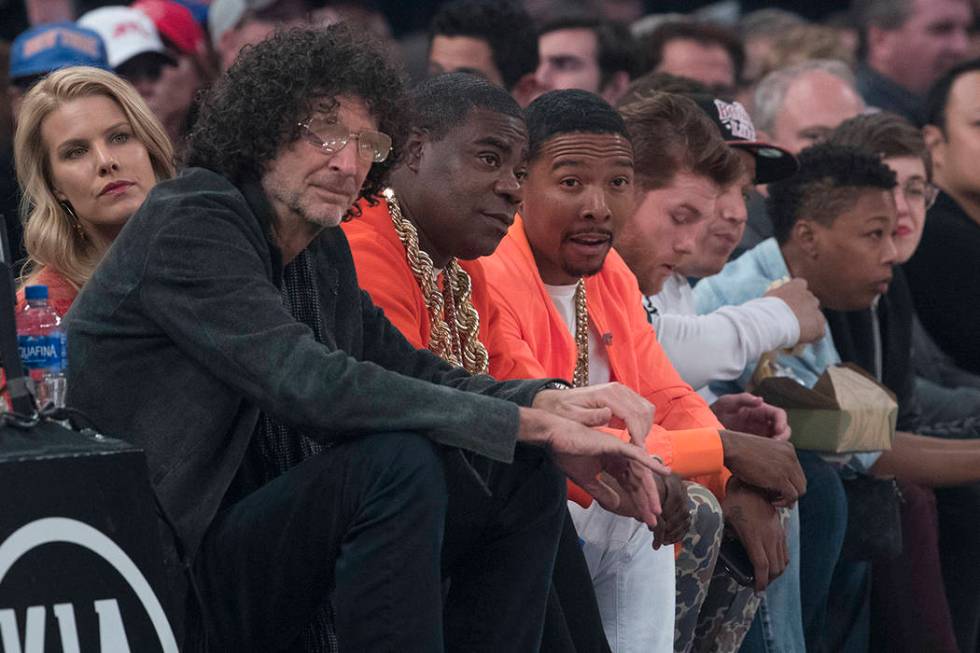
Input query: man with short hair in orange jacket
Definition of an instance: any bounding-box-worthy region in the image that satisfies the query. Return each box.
[482,89,806,651]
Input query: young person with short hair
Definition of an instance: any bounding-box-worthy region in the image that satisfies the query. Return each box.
[483,89,807,653]
[697,142,980,651]
[826,110,979,653]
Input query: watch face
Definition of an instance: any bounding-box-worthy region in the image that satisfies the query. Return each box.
[544,381,571,391]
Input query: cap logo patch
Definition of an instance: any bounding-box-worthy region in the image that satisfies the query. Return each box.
[112,21,152,39]
[60,31,102,58]
[21,29,101,59]
[713,99,756,141]
[21,31,59,58]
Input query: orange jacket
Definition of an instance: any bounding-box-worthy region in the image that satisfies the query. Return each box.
[343,199,501,352]
[482,215,732,504]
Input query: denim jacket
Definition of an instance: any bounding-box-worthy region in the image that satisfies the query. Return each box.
[693,238,880,471]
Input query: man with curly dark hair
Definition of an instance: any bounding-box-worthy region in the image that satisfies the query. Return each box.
[63,25,671,653]
[428,0,539,106]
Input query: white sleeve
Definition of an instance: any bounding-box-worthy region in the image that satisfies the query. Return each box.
[656,296,800,389]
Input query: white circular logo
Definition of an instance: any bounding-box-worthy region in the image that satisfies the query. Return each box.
[0,517,178,652]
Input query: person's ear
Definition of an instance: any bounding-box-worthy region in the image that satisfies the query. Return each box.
[510,73,541,108]
[794,219,820,259]
[403,128,428,173]
[600,71,631,106]
[923,124,946,176]
[866,25,893,62]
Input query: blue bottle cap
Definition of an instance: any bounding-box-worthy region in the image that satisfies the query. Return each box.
[24,285,49,300]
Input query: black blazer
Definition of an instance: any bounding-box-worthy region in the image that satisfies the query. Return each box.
[65,168,552,627]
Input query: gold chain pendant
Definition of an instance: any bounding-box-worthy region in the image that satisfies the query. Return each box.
[383,188,489,374]
[572,279,590,388]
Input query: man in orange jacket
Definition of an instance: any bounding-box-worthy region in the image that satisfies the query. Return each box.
[481,89,806,651]
[345,73,680,652]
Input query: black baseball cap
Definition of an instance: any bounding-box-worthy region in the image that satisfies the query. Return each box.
[688,94,798,184]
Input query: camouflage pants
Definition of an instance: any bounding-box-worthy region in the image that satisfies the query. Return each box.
[674,483,761,653]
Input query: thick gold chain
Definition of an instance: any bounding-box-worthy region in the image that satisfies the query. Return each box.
[383,188,489,374]
[572,278,590,388]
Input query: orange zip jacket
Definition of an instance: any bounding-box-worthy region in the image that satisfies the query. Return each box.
[343,198,503,355]
[482,215,732,504]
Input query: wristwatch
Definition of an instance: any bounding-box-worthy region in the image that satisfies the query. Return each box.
[542,381,572,391]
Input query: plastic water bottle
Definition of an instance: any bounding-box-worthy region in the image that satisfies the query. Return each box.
[16,285,67,409]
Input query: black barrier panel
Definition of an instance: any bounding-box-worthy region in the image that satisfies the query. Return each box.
[0,421,178,652]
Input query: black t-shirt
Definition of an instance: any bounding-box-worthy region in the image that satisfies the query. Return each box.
[904,191,980,376]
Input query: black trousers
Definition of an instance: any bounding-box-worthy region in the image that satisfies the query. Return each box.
[936,483,980,653]
[192,431,566,652]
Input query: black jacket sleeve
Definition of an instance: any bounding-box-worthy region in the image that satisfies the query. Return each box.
[138,192,539,462]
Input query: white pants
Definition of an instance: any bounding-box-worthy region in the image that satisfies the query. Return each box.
[568,501,676,653]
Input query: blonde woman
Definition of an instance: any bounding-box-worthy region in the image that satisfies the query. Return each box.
[15,65,175,315]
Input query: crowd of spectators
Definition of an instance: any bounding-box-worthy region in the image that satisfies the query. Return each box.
[3,0,980,652]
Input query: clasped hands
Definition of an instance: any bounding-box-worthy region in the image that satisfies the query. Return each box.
[521,382,677,533]
[522,382,807,568]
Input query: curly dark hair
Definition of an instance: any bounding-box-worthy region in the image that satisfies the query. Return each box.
[768,143,896,244]
[429,0,538,91]
[185,25,409,214]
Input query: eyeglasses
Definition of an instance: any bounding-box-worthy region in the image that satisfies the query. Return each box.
[899,179,939,210]
[298,121,392,163]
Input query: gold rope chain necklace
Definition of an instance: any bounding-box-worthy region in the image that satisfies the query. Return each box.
[572,278,589,388]
[382,188,489,375]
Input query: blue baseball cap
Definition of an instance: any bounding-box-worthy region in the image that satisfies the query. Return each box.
[10,22,110,82]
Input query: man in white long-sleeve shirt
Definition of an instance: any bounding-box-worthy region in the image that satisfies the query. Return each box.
[618,95,824,397]
[616,93,823,653]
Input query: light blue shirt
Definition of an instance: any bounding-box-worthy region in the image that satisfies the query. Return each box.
[693,238,880,471]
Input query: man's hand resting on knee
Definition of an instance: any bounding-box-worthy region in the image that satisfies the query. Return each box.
[719,429,806,507]
[518,407,670,529]
[723,478,789,592]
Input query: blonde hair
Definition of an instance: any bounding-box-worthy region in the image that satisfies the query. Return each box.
[14,66,175,288]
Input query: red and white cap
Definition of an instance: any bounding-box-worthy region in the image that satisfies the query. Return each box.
[133,0,207,57]
[77,5,172,68]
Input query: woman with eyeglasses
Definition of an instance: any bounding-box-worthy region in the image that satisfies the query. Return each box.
[14,66,175,316]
